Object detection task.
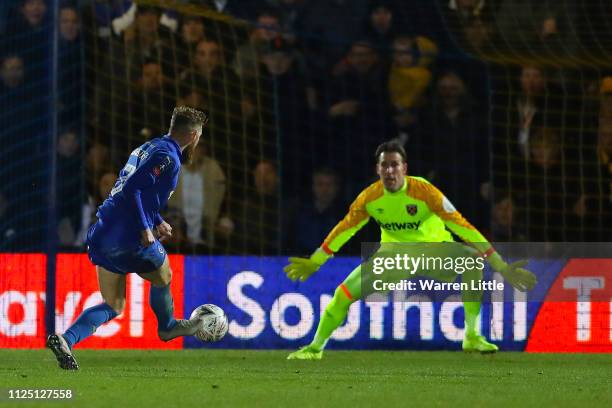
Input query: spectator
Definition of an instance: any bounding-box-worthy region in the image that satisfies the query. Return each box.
[513,127,581,241]
[110,1,180,36]
[5,0,48,50]
[446,0,487,25]
[79,0,132,39]
[75,169,116,247]
[578,118,612,240]
[534,10,579,58]
[56,129,84,247]
[174,3,248,62]
[443,0,493,52]
[0,54,24,89]
[323,40,393,191]
[599,77,612,121]
[327,40,386,114]
[517,66,548,157]
[416,71,489,228]
[103,5,174,143]
[117,5,175,81]
[284,168,344,253]
[58,5,83,128]
[259,39,315,198]
[59,4,79,42]
[388,36,434,134]
[180,39,231,94]
[97,171,118,202]
[371,0,442,42]
[175,15,206,69]
[594,118,612,217]
[267,0,308,43]
[236,160,281,255]
[0,54,35,148]
[491,65,562,192]
[3,0,49,102]
[491,194,525,242]
[179,39,250,177]
[84,142,111,200]
[233,10,281,79]
[494,0,577,54]
[0,55,28,131]
[462,14,492,52]
[170,143,227,248]
[299,0,368,75]
[116,60,175,154]
[362,1,399,57]
[3,0,48,121]
[0,54,46,250]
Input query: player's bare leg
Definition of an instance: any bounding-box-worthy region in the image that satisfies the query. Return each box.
[138,256,204,342]
[47,267,126,370]
[97,266,127,313]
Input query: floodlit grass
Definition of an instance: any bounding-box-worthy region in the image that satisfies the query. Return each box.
[1,349,610,407]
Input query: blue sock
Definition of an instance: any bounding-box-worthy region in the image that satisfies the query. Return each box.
[150,284,177,332]
[63,303,118,348]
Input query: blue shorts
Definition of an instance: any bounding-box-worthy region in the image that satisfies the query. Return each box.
[86,220,166,275]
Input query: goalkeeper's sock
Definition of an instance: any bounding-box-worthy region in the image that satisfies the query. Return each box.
[310,285,353,350]
[464,301,481,337]
[150,283,177,332]
[63,302,118,348]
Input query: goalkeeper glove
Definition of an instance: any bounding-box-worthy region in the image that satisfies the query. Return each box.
[284,247,332,282]
[487,252,537,292]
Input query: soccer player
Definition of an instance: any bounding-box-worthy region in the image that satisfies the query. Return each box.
[284,141,537,360]
[46,106,208,370]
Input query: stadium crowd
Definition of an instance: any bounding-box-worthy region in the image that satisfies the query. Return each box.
[0,0,611,254]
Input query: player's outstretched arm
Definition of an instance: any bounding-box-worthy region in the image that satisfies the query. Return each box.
[445,218,538,292]
[416,179,537,292]
[284,185,374,282]
[284,248,332,282]
[485,252,537,292]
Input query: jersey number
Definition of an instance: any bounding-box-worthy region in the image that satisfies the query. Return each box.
[110,164,136,196]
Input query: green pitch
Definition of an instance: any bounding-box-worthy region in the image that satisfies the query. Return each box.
[1,349,610,407]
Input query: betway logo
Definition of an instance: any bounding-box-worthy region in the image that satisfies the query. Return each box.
[374,219,421,231]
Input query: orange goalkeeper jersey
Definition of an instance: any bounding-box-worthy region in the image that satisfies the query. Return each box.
[321,176,491,254]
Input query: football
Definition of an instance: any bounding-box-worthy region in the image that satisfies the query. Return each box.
[189,304,229,342]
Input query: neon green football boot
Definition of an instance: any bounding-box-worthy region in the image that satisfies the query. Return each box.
[287,345,323,360]
[462,334,499,353]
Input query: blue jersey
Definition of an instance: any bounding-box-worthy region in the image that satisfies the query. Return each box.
[95,135,183,247]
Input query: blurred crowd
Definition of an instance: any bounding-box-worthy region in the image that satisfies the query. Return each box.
[1,0,612,254]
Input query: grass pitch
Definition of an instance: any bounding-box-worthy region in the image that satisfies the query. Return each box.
[0,349,609,407]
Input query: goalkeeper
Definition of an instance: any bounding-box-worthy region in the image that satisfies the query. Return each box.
[284,141,536,360]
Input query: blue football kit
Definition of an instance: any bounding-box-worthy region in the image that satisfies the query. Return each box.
[86,135,183,274]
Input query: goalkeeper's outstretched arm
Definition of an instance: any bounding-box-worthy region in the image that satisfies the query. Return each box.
[284,183,377,281]
[415,181,537,291]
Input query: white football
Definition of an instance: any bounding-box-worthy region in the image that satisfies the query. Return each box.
[189,304,229,342]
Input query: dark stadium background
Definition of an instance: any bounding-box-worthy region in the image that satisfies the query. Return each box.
[2,0,611,257]
[1,0,612,350]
